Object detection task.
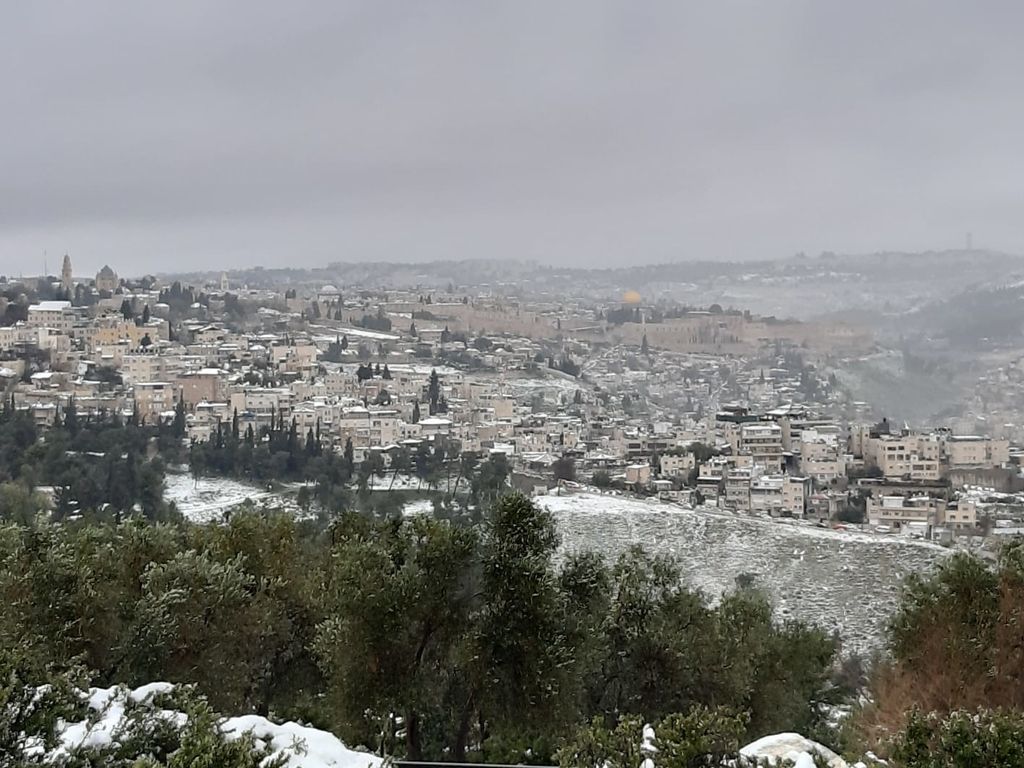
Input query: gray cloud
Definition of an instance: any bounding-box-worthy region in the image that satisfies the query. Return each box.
[2,1,1024,275]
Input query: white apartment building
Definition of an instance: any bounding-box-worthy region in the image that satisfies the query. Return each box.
[418,417,453,438]
[187,401,232,442]
[870,434,942,481]
[133,381,178,422]
[696,456,730,502]
[749,474,784,514]
[798,429,843,483]
[867,494,945,529]
[860,429,1008,479]
[272,343,318,373]
[724,466,754,510]
[229,387,294,425]
[739,423,784,470]
[121,353,167,385]
[485,397,517,422]
[291,399,340,433]
[783,475,810,515]
[942,499,978,530]
[625,463,652,486]
[660,451,696,478]
[0,325,71,354]
[747,474,810,516]
[945,435,1010,468]
[26,301,76,333]
[336,407,402,447]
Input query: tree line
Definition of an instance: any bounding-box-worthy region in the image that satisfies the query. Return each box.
[0,493,839,765]
[2,481,1024,763]
[187,412,511,513]
[0,396,183,524]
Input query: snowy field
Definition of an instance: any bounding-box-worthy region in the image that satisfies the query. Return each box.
[359,473,467,493]
[164,473,288,522]
[165,472,443,520]
[541,493,948,653]
[383,363,463,377]
[402,498,435,516]
[503,373,583,395]
[308,322,400,342]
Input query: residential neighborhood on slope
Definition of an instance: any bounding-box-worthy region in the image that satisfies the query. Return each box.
[3,255,1023,550]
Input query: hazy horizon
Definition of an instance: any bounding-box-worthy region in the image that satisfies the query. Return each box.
[4,1,1024,275]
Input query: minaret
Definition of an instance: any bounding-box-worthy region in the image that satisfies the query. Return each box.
[220,271,229,292]
[61,254,73,291]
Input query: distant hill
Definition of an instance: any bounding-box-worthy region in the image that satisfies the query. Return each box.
[158,249,1024,323]
[900,277,1024,348]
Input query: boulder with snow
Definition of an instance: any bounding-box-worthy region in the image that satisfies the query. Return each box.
[741,732,848,768]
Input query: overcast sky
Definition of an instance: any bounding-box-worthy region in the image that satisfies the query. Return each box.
[3,1,1024,276]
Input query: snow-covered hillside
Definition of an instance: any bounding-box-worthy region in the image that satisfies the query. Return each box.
[543,492,947,652]
[163,474,944,651]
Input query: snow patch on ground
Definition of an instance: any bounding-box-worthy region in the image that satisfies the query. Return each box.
[164,473,285,522]
[543,492,947,652]
[365,473,467,494]
[308,323,400,342]
[503,373,584,395]
[402,498,435,516]
[381,363,463,377]
[44,683,382,768]
[165,471,460,519]
[222,715,383,768]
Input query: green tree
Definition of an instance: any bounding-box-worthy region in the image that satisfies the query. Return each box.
[553,455,576,482]
[63,396,79,435]
[121,550,290,713]
[172,394,186,438]
[894,709,1024,768]
[558,708,749,768]
[315,514,478,758]
[343,438,354,479]
[858,548,1024,743]
[468,493,575,759]
[428,369,440,414]
[689,442,719,463]
[0,482,47,525]
[0,643,86,759]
